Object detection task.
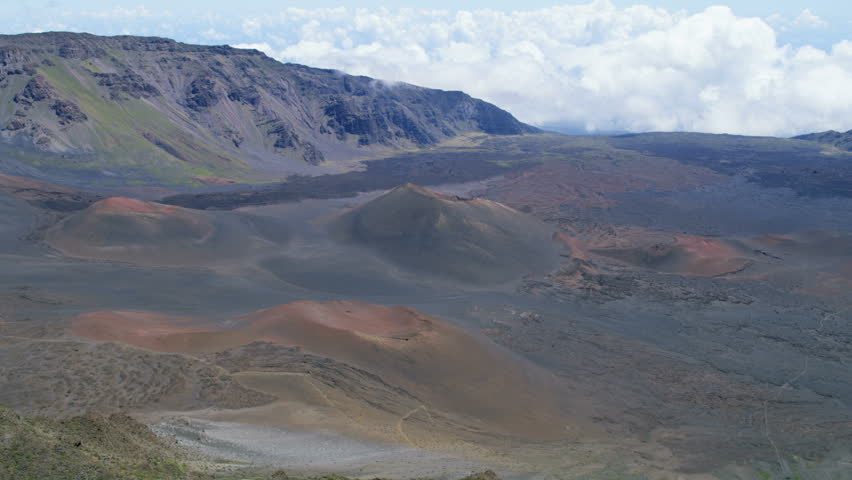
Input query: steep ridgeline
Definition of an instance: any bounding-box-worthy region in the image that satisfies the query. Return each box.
[794,129,852,151]
[0,32,537,183]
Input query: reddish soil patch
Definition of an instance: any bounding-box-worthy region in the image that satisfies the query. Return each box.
[571,228,753,277]
[69,300,570,440]
[243,301,431,338]
[194,176,239,186]
[0,174,102,208]
[752,231,852,257]
[46,197,218,265]
[91,197,181,214]
[673,234,750,276]
[106,186,179,200]
[553,232,592,261]
[71,311,216,352]
[0,174,78,194]
[752,233,798,249]
[70,301,433,354]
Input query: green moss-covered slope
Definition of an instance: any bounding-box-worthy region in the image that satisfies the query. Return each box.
[0,406,201,480]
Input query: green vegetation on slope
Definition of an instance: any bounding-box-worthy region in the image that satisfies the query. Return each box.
[0,406,505,480]
[0,32,538,186]
[0,406,199,480]
[794,129,852,151]
[34,61,246,184]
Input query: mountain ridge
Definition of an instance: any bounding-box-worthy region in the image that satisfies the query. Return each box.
[793,129,852,151]
[0,32,538,185]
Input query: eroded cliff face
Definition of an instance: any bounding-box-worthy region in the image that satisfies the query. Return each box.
[0,32,538,181]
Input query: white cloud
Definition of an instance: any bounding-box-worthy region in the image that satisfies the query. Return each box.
[76,5,168,19]
[222,2,852,136]
[792,8,828,29]
[232,42,276,57]
[241,18,262,37]
[200,28,227,41]
[767,8,827,32]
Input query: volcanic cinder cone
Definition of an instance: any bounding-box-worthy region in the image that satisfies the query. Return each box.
[332,183,559,284]
[46,197,288,265]
[71,300,572,441]
[589,230,755,277]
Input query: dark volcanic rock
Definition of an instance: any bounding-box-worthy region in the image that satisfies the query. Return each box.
[4,119,25,131]
[163,149,531,210]
[267,121,326,165]
[13,74,53,105]
[57,41,105,59]
[93,71,160,99]
[270,121,298,149]
[227,85,261,106]
[474,101,532,134]
[324,97,372,139]
[185,76,219,111]
[0,46,29,66]
[607,132,852,199]
[321,95,440,146]
[51,99,87,125]
[302,142,324,165]
[460,471,502,480]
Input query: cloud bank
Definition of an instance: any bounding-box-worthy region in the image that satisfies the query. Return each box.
[6,1,851,136]
[231,2,852,136]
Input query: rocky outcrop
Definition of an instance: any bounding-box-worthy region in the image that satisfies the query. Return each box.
[185,76,219,111]
[322,96,436,146]
[13,74,53,105]
[51,99,87,125]
[302,143,324,165]
[93,71,160,100]
[267,120,326,165]
[227,85,261,106]
[0,46,29,66]
[4,119,25,131]
[57,41,105,59]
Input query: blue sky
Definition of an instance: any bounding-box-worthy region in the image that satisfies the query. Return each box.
[3,1,852,135]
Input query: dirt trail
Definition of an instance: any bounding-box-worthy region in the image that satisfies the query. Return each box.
[397,405,432,447]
